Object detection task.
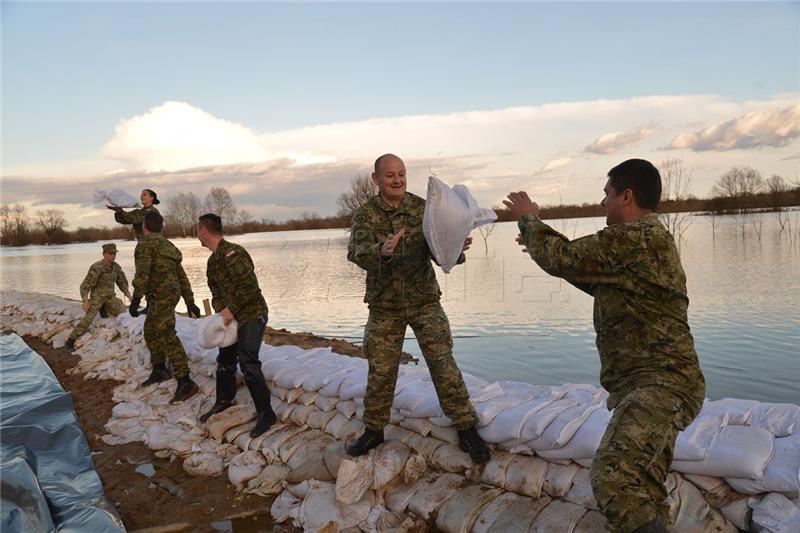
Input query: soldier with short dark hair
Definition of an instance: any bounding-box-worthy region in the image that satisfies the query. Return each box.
[130,212,201,403]
[504,158,706,533]
[197,213,277,438]
[345,153,490,464]
[65,243,131,352]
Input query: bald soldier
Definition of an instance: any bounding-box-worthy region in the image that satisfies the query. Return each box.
[130,212,202,404]
[345,153,490,464]
[505,159,705,533]
[65,243,131,352]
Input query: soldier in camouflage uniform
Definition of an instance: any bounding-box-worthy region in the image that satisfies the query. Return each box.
[107,188,160,241]
[505,159,706,533]
[345,153,490,464]
[129,212,202,404]
[196,213,277,438]
[64,243,131,352]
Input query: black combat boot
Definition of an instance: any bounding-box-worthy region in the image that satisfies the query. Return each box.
[99,305,109,318]
[632,516,668,533]
[170,376,199,404]
[64,338,76,352]
[246,376,277,437]
[141,363,172,387]
[458,426,491,464]
[199,372,237,423]
[345,428,384,456]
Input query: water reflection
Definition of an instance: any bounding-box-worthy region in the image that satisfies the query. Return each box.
[2,212,798,403]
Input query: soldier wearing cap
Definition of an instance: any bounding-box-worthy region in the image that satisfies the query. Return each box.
[107,188,160,241]
[65,243,131,351]
[505,159,706,533]
[129,212,202,403]
[345,153,490,464]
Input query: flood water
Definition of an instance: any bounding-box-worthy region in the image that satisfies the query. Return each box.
[2,211,798,404]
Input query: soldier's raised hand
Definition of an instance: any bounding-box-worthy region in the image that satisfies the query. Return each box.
[503,192,540,220]
[462,236,473,252]
[380,228,406,257]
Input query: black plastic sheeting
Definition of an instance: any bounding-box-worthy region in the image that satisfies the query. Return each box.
[1,333,125,532]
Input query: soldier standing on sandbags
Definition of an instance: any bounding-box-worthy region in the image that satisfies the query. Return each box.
[345,153,490,464]
[64,243,131,352]
[196,213,277,438]
[129,212,202,403]
[505,159,706,533]
[107,188,160,241]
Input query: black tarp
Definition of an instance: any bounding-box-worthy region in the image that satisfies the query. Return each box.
[0,333,125,532]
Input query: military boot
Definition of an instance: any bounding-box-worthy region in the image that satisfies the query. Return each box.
[199,372,237,423]
[170,377,199,404]
[64,338,76,352]
[632,516,668,533]
[458,426,491,464]
[141,363,171,387]
[246,376,277,437]
[345,428,384,456]
[98,305,109,318]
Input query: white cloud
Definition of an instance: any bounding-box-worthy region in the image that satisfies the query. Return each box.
[537,157,572,173]
[667,104,800,151]
[585,126,654,154]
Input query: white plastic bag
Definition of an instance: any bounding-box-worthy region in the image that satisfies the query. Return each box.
[94,188,139,207]
[423,176,497,273]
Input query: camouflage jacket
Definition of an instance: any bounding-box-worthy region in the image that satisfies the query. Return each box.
[115,205,160,241]
[519,213,705,408]
[348,193,460,310]
[80,260,129,300]
[132,233,194,302]
[207,239,268,324]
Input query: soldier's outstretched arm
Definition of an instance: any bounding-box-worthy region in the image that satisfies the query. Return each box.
[131,243,152,299]
[518,214,630,289]
[347,212,384,271]
[79,264,100,301]
[114,207,142,226]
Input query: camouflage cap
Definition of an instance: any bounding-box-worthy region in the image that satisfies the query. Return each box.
[102,243,117,254]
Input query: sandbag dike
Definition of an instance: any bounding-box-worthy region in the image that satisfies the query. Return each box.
[2,291,799,533]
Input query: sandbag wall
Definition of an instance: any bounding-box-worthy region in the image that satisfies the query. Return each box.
[2,290,798,533]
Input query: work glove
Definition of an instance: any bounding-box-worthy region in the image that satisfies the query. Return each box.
[186,301,201,319]
[129,297,141,317]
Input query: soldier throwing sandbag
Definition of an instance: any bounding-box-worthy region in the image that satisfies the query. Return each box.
[345,153,490,464]
[65,243,131,352]
[130,212,202,403]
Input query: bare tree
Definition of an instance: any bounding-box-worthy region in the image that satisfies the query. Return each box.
[36,209,67,245]
[204,187,237,225]
[766,174,790,230]
[337,173,378,218]
[658,157,693,244]
[8,204,30,246]
[0,205,12,245]
[165,192,202,237]
[713,167,764,236]
[477,223,496,254]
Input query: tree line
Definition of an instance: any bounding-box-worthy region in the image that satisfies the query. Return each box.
[1,164,798,247]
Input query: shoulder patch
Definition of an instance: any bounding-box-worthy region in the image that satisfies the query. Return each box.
[226,249,237,257]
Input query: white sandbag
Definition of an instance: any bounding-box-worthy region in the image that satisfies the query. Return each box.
[672,425,774,478]
[183,452,225,477]
[527,399,604,451]
[564,469,597,510]
[373,441,411,490]
[306,409,338,430]
[674,414,725,462]
[530,499,587,533]
[335,455,374,505]
[431,443,472,473]
[271,490,301,523]
[749,402,800,437]
[669,476,737,533]
[314,394,339,412]
[485,494,552,532]
[480,451,516,488]
[403,451,427,484]
[726,431,800,495]
[503,455,549,498]
[542,463,581,498]
[399,416,433,436]
[227,450,266,489]
[700,397,759,425]
[94,188,139,207]
[537,408,611,462]
[719,497,753,531]
[423,176,497,273]
[435,485,504,533]
[196,313,238,349]
[245,464,290,497]
[472,492,522,533]
[206,404,256,441]
[750,493,800,533]
[336,400,357,419]
[144,423,185,451]
[338,377,367,401]
[473,382,545,426]
[407,472,468,520]
[479,397,560,443]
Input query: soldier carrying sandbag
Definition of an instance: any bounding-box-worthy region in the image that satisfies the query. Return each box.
[107,188,160,241]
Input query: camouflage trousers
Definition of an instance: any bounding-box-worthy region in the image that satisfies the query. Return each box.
[69,294,127,340]
[143,294,190,379]
[590,387,703,532]
[362,302,476,431]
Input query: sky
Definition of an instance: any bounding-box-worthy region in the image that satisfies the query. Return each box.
[2,1,799,226]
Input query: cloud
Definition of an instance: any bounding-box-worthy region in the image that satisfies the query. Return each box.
[101,101,334,172]
[667,104,800,152]
[536,157,572,174]
[585,126,654,154]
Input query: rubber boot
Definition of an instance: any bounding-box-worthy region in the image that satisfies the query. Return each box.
[199,372,237,423]
[458,426,491,464]
[345,428,384,456]
[246,376,276,437]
